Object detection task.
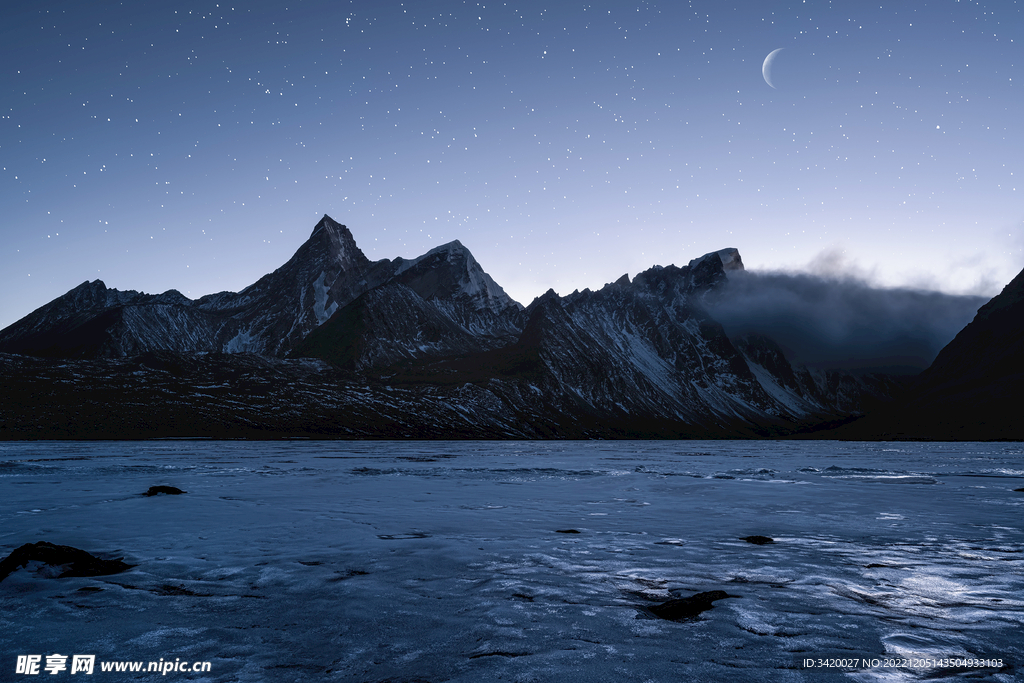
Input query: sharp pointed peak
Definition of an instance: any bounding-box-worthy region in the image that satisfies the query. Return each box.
[530,288,560,303]
[310,214,351,238]
[526,288,561,312]
[287,216,369,272]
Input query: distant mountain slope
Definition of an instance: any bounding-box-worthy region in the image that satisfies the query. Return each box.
[849,266,1024,440]
[920,266,1024,388]
[0,282,221,358]
[733,333,907,416]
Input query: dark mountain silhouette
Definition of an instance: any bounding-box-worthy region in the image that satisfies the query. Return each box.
[3,214,1004,439]
[841,267,1024,440]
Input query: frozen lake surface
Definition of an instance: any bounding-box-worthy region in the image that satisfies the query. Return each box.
[1,441,1022,682]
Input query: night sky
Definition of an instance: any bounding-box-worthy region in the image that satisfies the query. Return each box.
[2,0,1021,329]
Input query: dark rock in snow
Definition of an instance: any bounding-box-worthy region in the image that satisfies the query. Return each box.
[649,590,733,621]
[376,532,430,540]
[0,541,134,583]
[143,485,186,496]
[740,535,775,545]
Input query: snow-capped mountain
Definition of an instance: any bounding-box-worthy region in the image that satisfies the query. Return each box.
[0,216,911,438]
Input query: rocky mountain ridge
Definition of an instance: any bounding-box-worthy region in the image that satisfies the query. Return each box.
[0,215,927,438]
[0,216,521,360]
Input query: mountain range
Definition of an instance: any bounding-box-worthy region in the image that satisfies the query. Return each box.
[0,215,1017,439]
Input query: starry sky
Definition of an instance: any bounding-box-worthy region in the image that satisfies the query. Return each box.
[2,0,1021,329]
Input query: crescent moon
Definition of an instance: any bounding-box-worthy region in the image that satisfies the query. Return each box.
[762,48,784,89]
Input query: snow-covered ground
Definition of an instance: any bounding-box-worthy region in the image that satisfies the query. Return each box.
[2,441,1022,682]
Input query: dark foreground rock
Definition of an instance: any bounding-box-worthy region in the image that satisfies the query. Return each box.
[143,485,186,496]
[649,590,734,621]
[0,541,134,583]
[740,535,775,545]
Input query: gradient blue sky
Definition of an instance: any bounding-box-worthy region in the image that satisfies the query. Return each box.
[2,0,1021,328]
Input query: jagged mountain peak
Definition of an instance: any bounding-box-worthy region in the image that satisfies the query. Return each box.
[4,219,743,368]
[75,279,106,292]
[58,279,148,309]
[688,248,744,273]
[310,213,349,238]
[392,239,522,313]
[224,214,369,301]
[526,289,561,313]
[302,214,368,271]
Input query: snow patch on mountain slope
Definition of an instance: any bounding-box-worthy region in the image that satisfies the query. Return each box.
[224,329,259,353]
[744,359,812,417]
[312,271,338,325]
[460,258,515,310]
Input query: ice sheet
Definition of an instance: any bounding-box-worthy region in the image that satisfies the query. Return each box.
[1,441,1021,681]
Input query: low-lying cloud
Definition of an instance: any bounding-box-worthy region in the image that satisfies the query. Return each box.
[711,270,988,374]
